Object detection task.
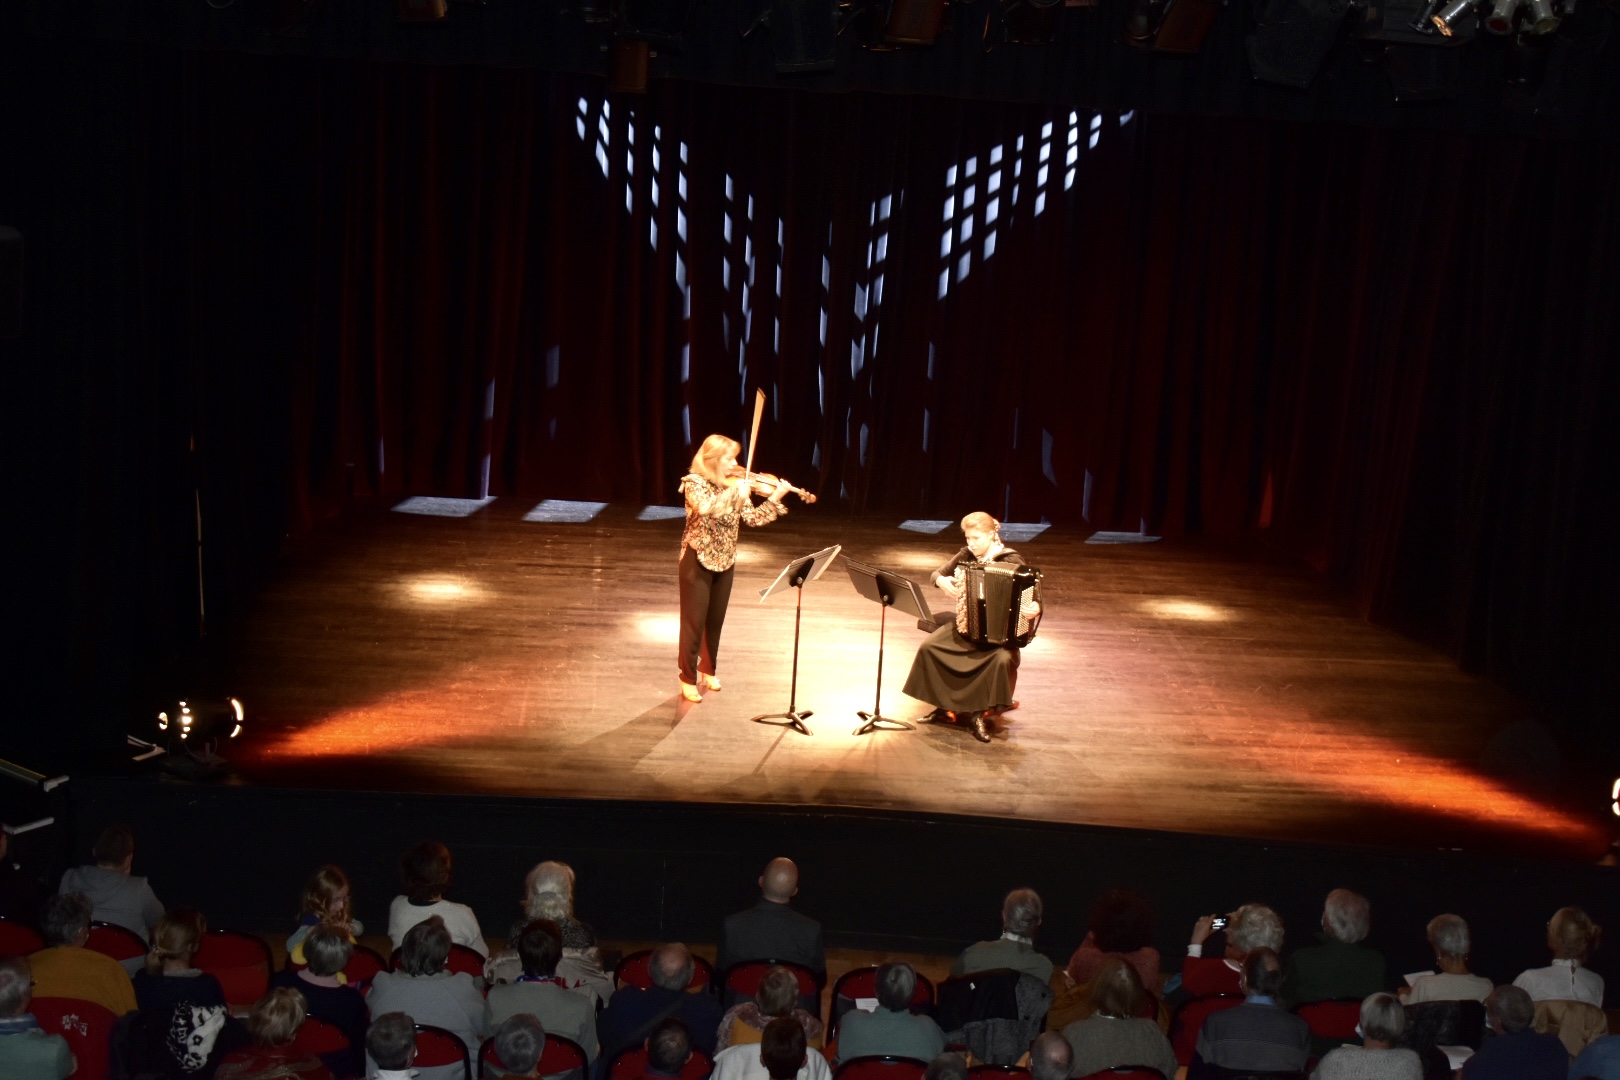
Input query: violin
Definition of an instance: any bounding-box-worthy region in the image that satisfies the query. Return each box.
[726,466,818,505]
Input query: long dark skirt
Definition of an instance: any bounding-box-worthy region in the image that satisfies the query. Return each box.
[902,625,1018,712]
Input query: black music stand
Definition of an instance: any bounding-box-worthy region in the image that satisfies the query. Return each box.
[750,544,842,736]
[844,559,932,736]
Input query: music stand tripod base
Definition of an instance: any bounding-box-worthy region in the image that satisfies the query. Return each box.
[853,710,913,736]
[752,709,814,736]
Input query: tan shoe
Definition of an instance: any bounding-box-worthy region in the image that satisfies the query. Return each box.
[679,680,702,703]
[703,674,722,692]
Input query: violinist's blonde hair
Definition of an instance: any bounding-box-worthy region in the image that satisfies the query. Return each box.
[691,435,741,485]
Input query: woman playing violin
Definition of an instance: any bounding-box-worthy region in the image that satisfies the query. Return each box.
[677,434,791,703]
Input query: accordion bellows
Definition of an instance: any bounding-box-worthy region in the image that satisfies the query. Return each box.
[955,563,1043,647]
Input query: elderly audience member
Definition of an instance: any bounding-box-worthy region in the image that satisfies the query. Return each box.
[923,1052,969,1080]
[1282,888,1386,1006]
[1183,902,1284,997]
[367,916,486,1060]
[717,859,825,979]
[28,892,137,1015]
[365,1013,418,1080]
[1063,889,1159,993]
[835,962,944,1064]
[58,824,164,944]
[215,987,332,1080]
[1027,1032,1071,1080]
[489,861,612,1007]
[0,955,74,1080]
[1309,993,1421,1080]
[387,840,488,958]
[270,922,368,1078]
[712,1016,830,1080]
[489,1014,547,1079]
[1402,914,1492,1003]
[1188,947,1309,1080]
[952,889,1053,982]
[1058,957,1176,1080]
[485,920,598,1061]
[600,943,725,1060]
[1513,906,1603,1006]
[718,965,823,1051]
[1460,985,1566,1080]
[645,1019,695,1080]
[131,907,239,1075]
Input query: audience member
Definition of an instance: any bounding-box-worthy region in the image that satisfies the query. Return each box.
[485,920,598,1061]
[1282,888,1386,1006]
[365,1013,418,1080]
[1569,1034,1620,1080]
[488,861,612,1007]
[1402,914,1492,1004]
[717,965,822,1052]
[1026,1032,1071,1080]
[711,1016,830,1080]
[215,986,332,1080]
[271,922,368,1079]
[834,962,944,1064]
[923,1051,969,1080]
[1183,902,1284,996]
[1514,906,1603,1006]
[386,841,488,958]
[367,916,486,1058]
[1460,985,1566,1080]
[57,824,164,944]
[644,1019,694,1080]
[1058,957,1176,1080]
[1309,993,1421,1080]
[490,1013,547,1079]
[1063,888,1159,993]
[1188,947,1309,1080]
[0,955,75,1080]
[0,832,47,928]
[716,859,825,978]
[599,943,724,1061]
[131,907,238,1076]
[951,888,1053,982]
[287,865,362,968]
[28,892,137,1016]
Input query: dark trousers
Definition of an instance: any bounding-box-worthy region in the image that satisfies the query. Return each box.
[678,546,734,683]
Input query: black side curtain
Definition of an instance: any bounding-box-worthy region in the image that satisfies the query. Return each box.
[4,40,1617,752]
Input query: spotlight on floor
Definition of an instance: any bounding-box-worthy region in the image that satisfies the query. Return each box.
[153,697,245,776]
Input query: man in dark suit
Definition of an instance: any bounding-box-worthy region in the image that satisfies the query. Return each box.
[1189,947,1310,1080]
[599,943,724,1064]
[715,858,824,978]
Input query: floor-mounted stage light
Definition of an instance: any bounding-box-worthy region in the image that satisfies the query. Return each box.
[154,697,245,776]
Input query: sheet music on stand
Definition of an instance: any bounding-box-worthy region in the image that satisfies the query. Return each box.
[758,544,842,601]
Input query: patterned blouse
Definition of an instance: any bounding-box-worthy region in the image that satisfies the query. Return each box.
[679,474,786,572]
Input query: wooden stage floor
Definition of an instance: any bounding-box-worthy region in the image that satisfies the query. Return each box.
[221,499,1609,861]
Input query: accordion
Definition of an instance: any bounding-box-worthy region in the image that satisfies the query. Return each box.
[955,563,1043,648]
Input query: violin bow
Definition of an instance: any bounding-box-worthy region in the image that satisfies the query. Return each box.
[744,388,765,478]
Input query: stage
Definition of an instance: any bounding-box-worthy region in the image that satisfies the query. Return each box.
[200,497,1608,864]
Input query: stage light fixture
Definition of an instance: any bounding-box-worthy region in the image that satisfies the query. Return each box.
[1128,0,1227,52]
[883,0,951,44]
[1483,0,1519,31]
[1428,0,1475,33]
[1525,0,1560,31]
[155,697,244,768]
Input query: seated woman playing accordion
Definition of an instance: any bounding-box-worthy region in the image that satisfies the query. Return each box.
[903,511,1042,743]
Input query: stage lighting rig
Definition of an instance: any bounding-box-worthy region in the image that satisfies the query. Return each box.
[151,697,245,776]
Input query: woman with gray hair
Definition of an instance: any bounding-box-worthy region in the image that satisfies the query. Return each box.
[1308,993,1421,1080]
[485,859,613,1005]
[716,966,825,1052]
[835,962,945,1064]
[1402,914,1492,1004]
